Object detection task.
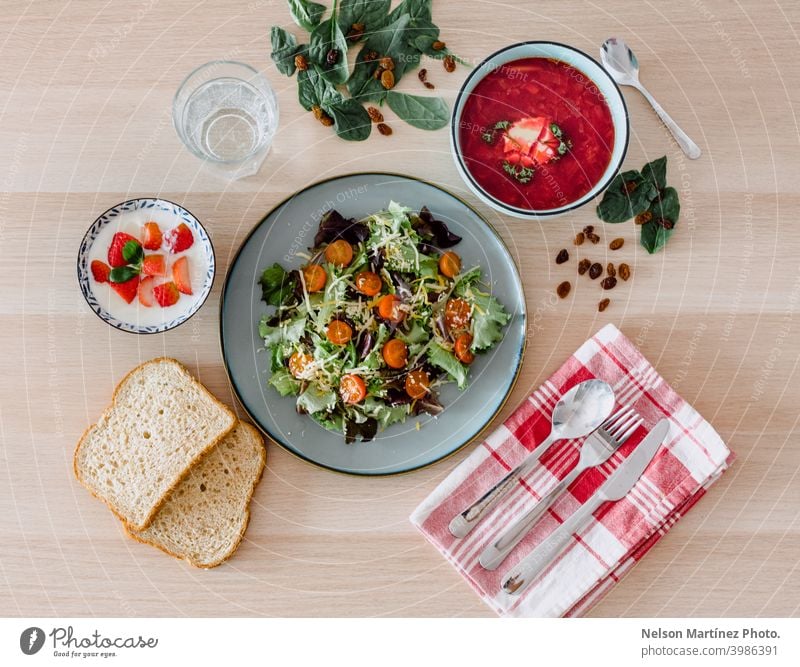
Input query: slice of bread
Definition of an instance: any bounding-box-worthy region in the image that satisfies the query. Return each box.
[74,358,236,531]
[127,422,266,568]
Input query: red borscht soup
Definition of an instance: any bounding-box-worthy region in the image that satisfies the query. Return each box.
[458,57,615,211]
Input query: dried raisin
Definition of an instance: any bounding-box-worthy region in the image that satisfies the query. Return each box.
[367,107,384,123]
[380,69,395,89]
[589,263,603,280]
[556,281,571,299]
[443,55,456,72]
[432,40,446,51]
[556,248,569,264]
[574,232,585,246]
[606,262,616,277]
[598,298,610,312]
[588,233,600,244]
[619,263,631,281]
[601,276,617,290]
[294,54,308,71]
[377,123,392,136]
[609,238,624,250]
[578,259,591,275]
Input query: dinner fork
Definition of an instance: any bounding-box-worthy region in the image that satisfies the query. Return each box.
[479,405,643,571]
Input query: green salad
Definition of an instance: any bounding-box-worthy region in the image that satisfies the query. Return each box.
[257,201,511,443]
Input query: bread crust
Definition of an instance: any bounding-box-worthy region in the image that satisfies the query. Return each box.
[124,422,267,568]
[73,357,237,531]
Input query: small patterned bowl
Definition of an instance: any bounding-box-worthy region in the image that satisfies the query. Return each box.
[77,198,215,334]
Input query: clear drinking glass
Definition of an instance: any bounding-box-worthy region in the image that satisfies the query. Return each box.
[173,61,279,179]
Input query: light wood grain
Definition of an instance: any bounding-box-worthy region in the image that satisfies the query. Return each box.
[1,0,799,617]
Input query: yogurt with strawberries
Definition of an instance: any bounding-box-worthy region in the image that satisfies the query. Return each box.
[82,200,212,332]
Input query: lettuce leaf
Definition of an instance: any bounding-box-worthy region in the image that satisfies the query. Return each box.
[259,315,306,347]
[268,368,301,396]
[297,385,337,414]
[428,343,468,389]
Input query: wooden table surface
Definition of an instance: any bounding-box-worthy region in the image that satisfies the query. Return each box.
[1,0,799,617]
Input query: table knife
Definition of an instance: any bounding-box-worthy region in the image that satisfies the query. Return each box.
[501,418,670,596]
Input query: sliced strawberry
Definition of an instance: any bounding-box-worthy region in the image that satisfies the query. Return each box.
[172,256,193,295]
[163,223,194,253]
[531,142,556,166]
[142,221,163,250]
[153,281,180,307]
[91,260,111,283]
[110,276,140,304]
[107,232,140,267]
[142,254,166,277]
[137,276,155,307]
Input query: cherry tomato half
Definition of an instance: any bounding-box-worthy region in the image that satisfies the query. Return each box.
[438,251,461,278]
[445,297,472,332]
[382,338,408,369]
[454,333,475,364]
[324,239,354,267]
[405,369,430,399]
[289,351,313,378]
[303,264,327,292]
[354,270,382,296]
[340,374,367,404]
[376,294,405,323]
[326,319,353,345]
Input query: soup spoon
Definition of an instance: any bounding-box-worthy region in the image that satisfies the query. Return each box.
[601,37,701,160]
[448,379,615,538]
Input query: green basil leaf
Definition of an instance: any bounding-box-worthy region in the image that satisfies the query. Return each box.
[338,0,390,36]
[288,0,326,32]
[109,266,139,283]
[121,239,143,264]
[642,155,667,190]
[640,186,680,254]
[309,18,350,84]
[325,98,372,141]
[270,26,302,76]
[386,91,449,130]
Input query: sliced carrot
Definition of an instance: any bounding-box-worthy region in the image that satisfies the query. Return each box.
[454,333,475,364]
[405,369,430,399]
[324,239,354,267]
[303,264,327,292]
[340,374,367,404]
[382,338,408,369]
[438,251,461,278]
[376,294,404,323]
[326,319,353,345]
[354,270,382,296]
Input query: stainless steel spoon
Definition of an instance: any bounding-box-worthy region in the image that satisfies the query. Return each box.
[448,379,615,539]
[601,37,701,160]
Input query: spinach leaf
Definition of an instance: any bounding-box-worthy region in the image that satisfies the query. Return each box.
[326,98,372,141]
[347,12,421,102]
[338,0,390,35]
[386,91,449,130]
[596,169,656,223]
[640,186,680,254]
[270,26,303,76]
[288,0,326,32]
[388,0,432,23]
[642,155,668,190]
[297,66,336,109]
[309,17,350,84]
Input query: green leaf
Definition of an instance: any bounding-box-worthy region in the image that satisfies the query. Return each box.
[347,13,413,102]
[326,98,372,141]
[297,66,336,110]
[121,239,143,264]
[309,18,350,84]
[270,26,303,76]
[469,290,511,351]
[640,186,680,254]
[397,320,428,345]
[642,155,668,190]
[109,265,139,283]
[297,385,337,414]
[388,0,432,23]
[259,262,297,306]
[428,343,468,389]
[338,0,390,35]
[259,315,306,347]
[360,396,410,428]
[386,91,449,130]
[288,0,326,32]
[268,368,301,396]
[596,170,656,223]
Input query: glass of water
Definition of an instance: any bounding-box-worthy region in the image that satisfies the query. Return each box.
[173,61,279,179]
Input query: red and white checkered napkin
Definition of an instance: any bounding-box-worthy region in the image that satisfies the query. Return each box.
[411,324,734,617]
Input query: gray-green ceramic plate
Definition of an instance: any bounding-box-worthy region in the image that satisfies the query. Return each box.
[220,173,526,476]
